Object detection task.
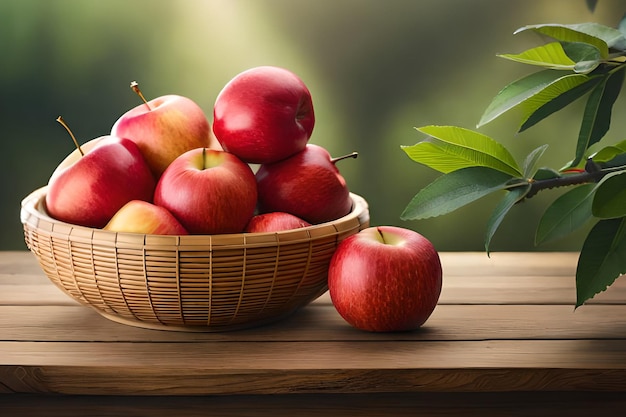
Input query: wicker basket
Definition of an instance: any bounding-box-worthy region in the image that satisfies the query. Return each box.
[20,186,370,331]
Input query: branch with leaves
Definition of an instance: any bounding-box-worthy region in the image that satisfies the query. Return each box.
[402,19,626,307]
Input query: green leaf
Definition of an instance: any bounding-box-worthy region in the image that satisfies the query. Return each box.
[402,126,522,176]
[592,171,626,218]
[600,153,626,169]
[400,167,514,220]
[478,70,599,130]
[522,144,549,178]
[520,22,626,53]
[562,42,602,74]
[484,184,531,255]
[498,42,601,74]
[570,22,626,51]
[516,24,609,58]
[518,73,599,132]
[498,42,576,70]
[535,184,596,245]
[401,141,460,173]
[573,68,626,166]
[576,217,626,307]
[533,167,562,181]
[478,70,566,127]
[591,139,626,163]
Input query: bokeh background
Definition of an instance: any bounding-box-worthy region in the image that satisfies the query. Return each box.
[3,0,626,252]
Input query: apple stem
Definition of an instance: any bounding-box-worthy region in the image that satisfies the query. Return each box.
[56,116,83,156]
[376,227,386,244]
[202,147,207,169]
[330,151,358,164]
[130,81,152,111]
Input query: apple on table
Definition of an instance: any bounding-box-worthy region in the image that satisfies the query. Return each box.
[328,226,442,332]
[212,66,315,164]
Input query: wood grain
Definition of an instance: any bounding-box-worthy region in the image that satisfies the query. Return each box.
[1,250,626,412]
[1,250,581,279]
[1,341,626,395]
[2,304,626,342]
[5,251,625,306]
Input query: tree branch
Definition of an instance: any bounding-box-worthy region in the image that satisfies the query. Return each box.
[524,160,623,199]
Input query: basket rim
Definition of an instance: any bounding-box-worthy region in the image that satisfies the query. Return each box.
[21,186,370,247]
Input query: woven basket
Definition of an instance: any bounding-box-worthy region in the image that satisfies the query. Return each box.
[20,186,370,331]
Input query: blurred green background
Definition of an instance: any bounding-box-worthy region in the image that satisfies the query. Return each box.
[3,0,626,252]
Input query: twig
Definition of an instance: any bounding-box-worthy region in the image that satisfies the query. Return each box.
[524,160,624,199]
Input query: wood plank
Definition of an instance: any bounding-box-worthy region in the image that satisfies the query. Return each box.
[4,274,626,308]
[0,251,48,284]
[3,250,625,400]
[0,251,580,281]
[0,285,79,306]
[6,251,625,307]
[2,339,625,371]
[2,304,626,342]
[317,275,626,305]
[1,392,625,417]
[1,340,625,395]
[438,276,626,305]
[438,251,579,276]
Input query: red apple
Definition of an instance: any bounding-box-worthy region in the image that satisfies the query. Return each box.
[256,144,357,224]
[328,226,442,332]
[245,212,311,233]
[212,66,315,164]
[154,148,257,234]
[104,200,188,235]
[111,82,212,178]
[45,135,156,229]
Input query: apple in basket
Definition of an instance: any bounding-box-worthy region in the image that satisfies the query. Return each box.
[45,117,156,229]
[245,212,311,233]
[328,226,442,332]
[154,148,257,235]
[212,66,315,164]
[111,81,214,179]
[105,200,188,235]
[256,144,358,224]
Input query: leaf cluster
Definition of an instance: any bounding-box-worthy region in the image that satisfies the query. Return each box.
[402,19,626,307]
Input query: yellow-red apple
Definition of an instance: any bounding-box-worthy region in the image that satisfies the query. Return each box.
[111,82,212,178]
[104,200,188,235]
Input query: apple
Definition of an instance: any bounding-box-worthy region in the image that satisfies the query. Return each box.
[154,148,257,235]
[328,226,442,332]
[255,144,357,224]
[104,200,188,235]
[245,212,311,233]
[212,66,315,164]
[46,118,156,228]
[111,81,212,178]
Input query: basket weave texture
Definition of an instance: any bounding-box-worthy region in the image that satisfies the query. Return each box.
[21,187,370,331]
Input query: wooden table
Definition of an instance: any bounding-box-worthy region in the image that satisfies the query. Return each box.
[1,251,625,416]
